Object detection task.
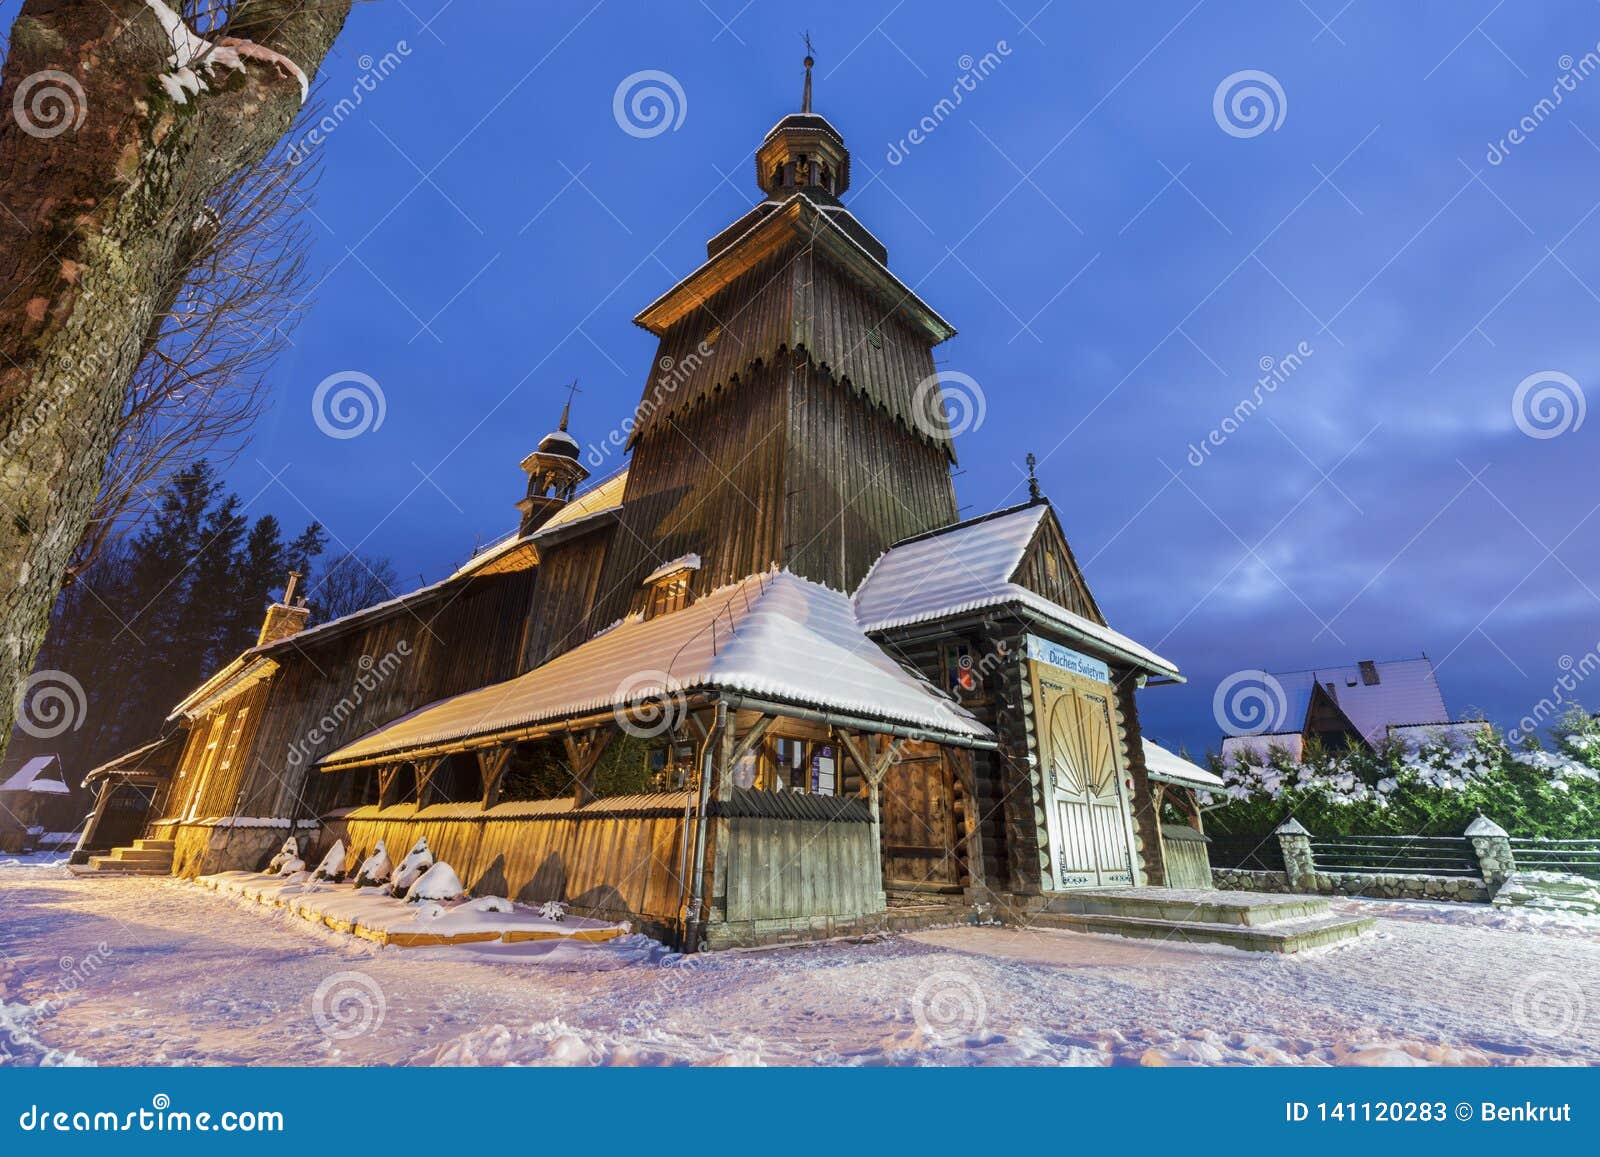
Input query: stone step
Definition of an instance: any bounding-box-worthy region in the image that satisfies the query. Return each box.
[80,854,171,876]
[107,847,173,864]
[1027,909,1375,954]
[1040,886,1329,927]
[133,838,176,852]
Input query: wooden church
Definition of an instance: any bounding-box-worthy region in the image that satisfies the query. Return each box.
[75,56,1215,950]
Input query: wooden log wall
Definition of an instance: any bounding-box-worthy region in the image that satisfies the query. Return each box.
[1112,667,1164,887]
[156,570,538,829]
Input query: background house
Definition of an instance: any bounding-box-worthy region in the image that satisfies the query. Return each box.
[1221,656,1484,764]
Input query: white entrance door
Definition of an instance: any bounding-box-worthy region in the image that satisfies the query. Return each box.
[1042,685,1136,888]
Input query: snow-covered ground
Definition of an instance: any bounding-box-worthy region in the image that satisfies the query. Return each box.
[1,861,1596,1067]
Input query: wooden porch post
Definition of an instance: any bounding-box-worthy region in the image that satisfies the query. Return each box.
[563,728,616,807]
[839,732,904,909]
[413,757,445,808]
[476,747,513,810]
[376,764,401,809]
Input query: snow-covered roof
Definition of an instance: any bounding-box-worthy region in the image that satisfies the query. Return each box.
[1237,658,1449,746]
[321,570,992,770]
[532,470,628,539]
[0,755,68,794]
[853,505,1179,678]
[642,552,701,585]
[1141,740,1224,792]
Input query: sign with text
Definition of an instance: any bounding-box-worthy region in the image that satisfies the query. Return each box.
[1025,635,1109,684]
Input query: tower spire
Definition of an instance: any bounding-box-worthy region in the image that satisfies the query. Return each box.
[801,32,814,113]
[559,378,580,431]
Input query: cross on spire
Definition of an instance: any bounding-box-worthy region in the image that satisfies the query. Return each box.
[1026,452,1042,503]
[801,32,814,113]
[559,378,581,431]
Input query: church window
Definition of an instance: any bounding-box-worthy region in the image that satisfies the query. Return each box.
[645,573,691,619]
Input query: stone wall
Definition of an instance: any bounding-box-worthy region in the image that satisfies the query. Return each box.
[1297,870,1489,903]
[1211,867,1292,893]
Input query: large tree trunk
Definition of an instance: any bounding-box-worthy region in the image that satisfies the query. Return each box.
[0,0,350,756]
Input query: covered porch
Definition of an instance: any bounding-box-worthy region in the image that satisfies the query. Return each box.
[315,571,996,948]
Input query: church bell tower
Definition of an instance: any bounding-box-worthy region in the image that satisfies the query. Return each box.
[590,50,961,621]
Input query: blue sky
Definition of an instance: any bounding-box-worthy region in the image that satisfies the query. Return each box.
[35,1,1600,754]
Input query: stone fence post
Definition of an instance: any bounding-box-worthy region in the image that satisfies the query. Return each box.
[1275,816,1317,892]
[1465,813,1514,890]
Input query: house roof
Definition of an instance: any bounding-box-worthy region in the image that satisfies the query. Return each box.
[1249,658,1449,745]
[530,469,628,541]
[1141,739,1224,792]
[83,733,186,785]
[320,570,992,770]
[852,504,1179,678]
[0,755,68,794]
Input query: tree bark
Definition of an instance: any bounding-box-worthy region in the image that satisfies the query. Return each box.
[0,0,350,756]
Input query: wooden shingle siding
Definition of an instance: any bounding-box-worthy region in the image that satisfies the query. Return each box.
[1012,514,1105,625]
[634,241,952,462]
[522,529,611,667]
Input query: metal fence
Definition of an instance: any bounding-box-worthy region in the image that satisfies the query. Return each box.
[1508,837,1600,878]
[1306,834,1479,877]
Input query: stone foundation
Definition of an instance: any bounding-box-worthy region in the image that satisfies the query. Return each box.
[1211,868,1292,893]
[165,819,321,878]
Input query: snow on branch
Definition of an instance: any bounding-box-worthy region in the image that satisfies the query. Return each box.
[143,1,309,106]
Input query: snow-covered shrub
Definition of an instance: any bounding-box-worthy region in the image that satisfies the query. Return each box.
[265,837,299,874]
[387,838,433,897]
[465,895,512,913]
[276,856,306,877]
[405,861,464,903]
[353,840,391,888]
[539,900,567,922]
[311,839,346,882]
[1207,713,1600,839]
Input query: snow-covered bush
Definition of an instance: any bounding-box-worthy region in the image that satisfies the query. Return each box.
[538,900,567,922]
[404,861,464,903]
[276,856,306,877]
[465,895,512,913]
[387,838,433,897]
[265,837,299,874]
[1208,713,1600,839]
[353,840,391,888]
[311,839,346,882]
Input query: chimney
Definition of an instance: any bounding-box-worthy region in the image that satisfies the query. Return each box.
[1358,660,1380,686]
[256,569,311,647]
